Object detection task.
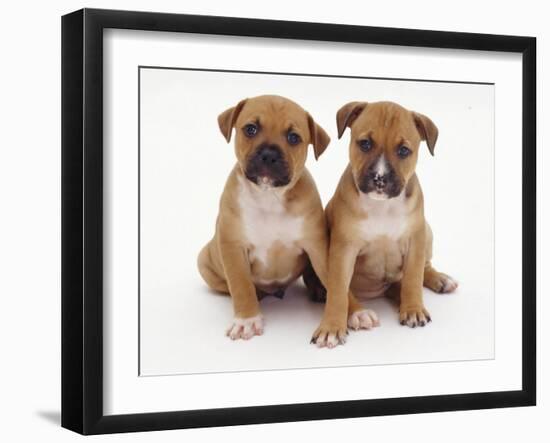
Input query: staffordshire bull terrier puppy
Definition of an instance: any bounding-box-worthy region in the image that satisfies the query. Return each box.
[198,95,331,340]
[312,101,458,348]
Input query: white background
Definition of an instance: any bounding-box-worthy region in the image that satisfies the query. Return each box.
[0,0,546,442]
[139,67,495,375]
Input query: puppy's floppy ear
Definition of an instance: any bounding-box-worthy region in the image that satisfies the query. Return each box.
[336,101,367,139]
[307,114,331,160]
[217,99,248,143]
[412,112,438,156]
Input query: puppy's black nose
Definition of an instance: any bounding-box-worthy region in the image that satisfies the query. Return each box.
[257,145,282,164]
[374,174,387,189]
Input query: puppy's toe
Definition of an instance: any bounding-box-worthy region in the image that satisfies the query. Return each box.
[323,333,339,349]
[399,306,430,328]
[226,315,264,340]
[348,309,380,330]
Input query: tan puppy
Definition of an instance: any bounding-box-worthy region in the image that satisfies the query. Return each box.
[198,95,331,340]
[312,101,458,348]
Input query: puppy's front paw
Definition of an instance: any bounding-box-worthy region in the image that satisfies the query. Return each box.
[399,306,431,328]
[311,320,347,348]
[348,309,380,330]
[226,314,264,340]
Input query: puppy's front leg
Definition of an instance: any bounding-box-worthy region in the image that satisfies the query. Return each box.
[311,239,358,348]
[219,240,263,340]
[400,227,431,328]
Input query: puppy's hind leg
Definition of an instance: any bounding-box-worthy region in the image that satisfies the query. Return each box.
[197,240,229,294]
[422,222,458,294]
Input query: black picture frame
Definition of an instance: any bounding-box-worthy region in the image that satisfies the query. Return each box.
[61,8,536,435]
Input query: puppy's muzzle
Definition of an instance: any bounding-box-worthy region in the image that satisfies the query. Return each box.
[245,144,291,187]
[359,166,402,199]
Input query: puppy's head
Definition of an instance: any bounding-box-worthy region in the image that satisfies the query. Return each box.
[336,101,438,200]
[218,95,330,189]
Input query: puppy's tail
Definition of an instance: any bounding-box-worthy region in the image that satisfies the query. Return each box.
[302,260,327,303]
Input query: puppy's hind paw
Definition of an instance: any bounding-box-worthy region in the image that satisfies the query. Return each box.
[439,274,459,293]
[226,315,264,340]
[311,321,347,348]
[348,309,380,330]
[425,272,459,294]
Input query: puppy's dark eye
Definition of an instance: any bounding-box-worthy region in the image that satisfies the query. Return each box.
[287,132,301,145]
[244,124,258,137]
[397,145,411,158]
[358,139,372,152]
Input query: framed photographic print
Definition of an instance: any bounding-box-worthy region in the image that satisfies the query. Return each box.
[61,8,536,435]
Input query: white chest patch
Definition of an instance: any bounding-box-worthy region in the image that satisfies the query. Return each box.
[359,191,409,242]
[238,177,304,265]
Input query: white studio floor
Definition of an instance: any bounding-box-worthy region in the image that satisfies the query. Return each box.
[139,264,494,376]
